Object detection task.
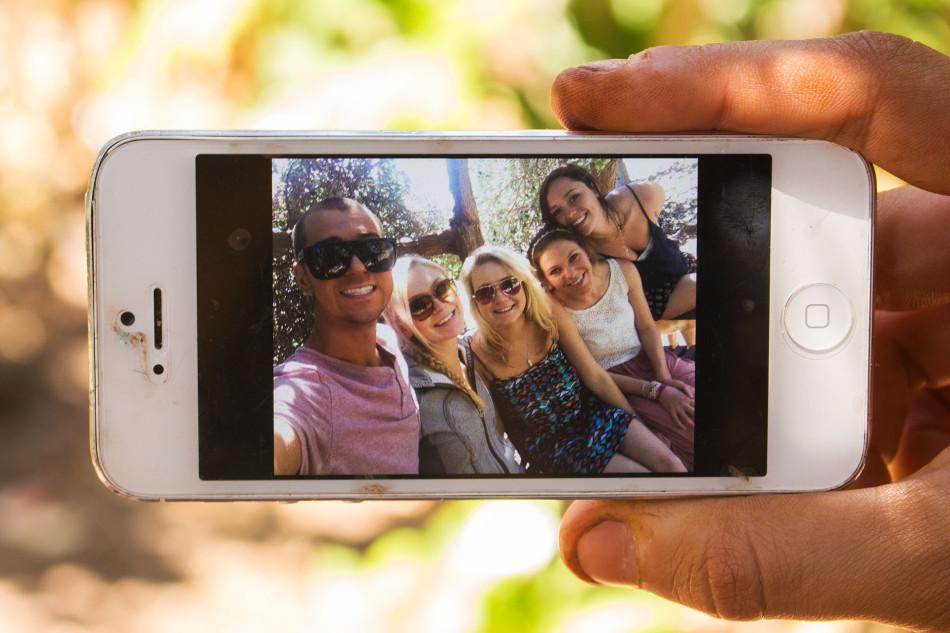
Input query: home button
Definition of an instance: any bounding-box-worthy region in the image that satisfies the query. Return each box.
[783,284,853,354]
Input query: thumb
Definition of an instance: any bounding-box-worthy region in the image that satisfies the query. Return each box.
[560,472,950,628]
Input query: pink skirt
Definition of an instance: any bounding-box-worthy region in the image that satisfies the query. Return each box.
[609,351,695,470]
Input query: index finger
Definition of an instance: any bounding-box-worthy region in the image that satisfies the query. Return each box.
[551,32,950,195]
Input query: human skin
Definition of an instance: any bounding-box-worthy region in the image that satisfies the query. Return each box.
[544,176,696,319]
[553,31,950,631]
[470,260,685,473]
[536,238,694,425]
[406,267,465,346]
[405,264,467,376]
[470,260,632,413]
[294,207,394,361]
[273,204,395,475]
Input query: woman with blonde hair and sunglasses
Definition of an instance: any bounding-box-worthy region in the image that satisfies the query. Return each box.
[460,245,685,475]
[385,255,523,475]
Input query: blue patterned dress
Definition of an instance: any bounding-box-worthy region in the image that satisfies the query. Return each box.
[473,341,631,474]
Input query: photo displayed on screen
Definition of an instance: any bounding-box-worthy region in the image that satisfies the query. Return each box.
[271,157,698,477]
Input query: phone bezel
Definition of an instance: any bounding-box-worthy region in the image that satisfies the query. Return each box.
[87,132,874,500]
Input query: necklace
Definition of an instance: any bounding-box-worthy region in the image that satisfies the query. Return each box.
[617,212,641,260]
[517,344,533,369]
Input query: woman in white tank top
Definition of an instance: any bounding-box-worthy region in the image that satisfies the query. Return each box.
[528,226,696,469]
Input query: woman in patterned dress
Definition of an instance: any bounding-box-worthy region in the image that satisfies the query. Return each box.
[459,244,685,475]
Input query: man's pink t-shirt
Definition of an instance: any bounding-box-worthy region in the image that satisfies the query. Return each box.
[273,324,420,475]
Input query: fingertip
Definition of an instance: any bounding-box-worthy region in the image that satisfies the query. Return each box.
[550,56,644,130]
[560,500,645,584]
[548,46,707,133]
[550,67,597,130]
[559,500,611,582]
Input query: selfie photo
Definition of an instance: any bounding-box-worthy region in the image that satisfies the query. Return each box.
[271,157,698,477]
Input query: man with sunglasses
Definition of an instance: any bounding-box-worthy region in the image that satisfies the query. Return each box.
[273,197,420,476]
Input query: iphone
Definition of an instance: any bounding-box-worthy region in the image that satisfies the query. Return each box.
[87,132,874,499]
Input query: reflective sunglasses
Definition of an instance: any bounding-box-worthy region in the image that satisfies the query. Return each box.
[473,277,523,305]
[297,237,397,280]
[408,278,457,321]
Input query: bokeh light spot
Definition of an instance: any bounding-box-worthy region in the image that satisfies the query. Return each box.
[45,210,88,309]
[445,501,559,581]
[0,222,43,280]
[0,303,47,362]
[610,0,665,30]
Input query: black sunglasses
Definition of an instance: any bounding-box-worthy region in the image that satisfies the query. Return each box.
[473,277,522,305]
[297,237,397,280]
[409,278,457,321]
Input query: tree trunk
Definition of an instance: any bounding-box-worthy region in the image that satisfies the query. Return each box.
[447,157,484,258]
[396,158,484,260]
[395,228,458,257]
[593,159,618,195]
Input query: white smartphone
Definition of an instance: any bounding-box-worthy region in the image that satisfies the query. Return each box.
[87,131,873,500]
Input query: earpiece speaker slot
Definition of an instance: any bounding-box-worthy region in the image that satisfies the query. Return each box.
[153,288,163,350]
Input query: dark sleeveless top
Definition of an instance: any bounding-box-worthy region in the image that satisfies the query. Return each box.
[626,184,696,319]
[470,341,630,474]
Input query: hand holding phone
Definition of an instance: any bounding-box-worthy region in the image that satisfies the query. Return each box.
[554,31,950,633]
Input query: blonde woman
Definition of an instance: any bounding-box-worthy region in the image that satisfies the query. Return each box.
[460,245,686,475]
[385,255,522,475]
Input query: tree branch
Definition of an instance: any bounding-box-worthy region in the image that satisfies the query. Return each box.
[397,228,461,258]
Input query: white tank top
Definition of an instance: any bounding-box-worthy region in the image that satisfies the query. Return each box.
[564,258,642,369]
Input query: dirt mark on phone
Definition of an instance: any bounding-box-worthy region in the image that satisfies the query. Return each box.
[113,324,150,377]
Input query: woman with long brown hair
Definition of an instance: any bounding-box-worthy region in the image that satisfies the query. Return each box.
[539,163,696,320]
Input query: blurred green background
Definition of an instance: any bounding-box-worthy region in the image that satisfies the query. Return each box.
[1,0,947,631]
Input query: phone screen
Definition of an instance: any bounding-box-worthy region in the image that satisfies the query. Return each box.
[195,154,770,480]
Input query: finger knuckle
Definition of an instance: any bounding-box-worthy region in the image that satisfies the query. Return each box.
[671,521,770,620]
[835,30,920,65]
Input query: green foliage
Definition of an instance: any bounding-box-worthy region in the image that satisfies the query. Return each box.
[568,0,950,58]
[432,253,462,280]
[472,157,620,256]
[473,158,558,255]
[378,0,442,35]
[845,0,950,53]
[568,0,655,58]
[476,559,594,633]
[474,556,673,633]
